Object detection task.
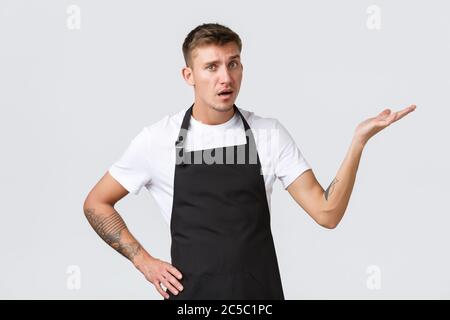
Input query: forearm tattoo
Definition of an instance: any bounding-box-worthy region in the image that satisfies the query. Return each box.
[324,178,339,201]
[84,208,142,260]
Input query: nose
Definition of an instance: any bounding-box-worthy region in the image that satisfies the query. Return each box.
[218,65,232,84]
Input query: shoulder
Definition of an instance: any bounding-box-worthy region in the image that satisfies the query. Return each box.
[237,106,280,131]
[145,107,187,132]
[238,106,298,149]
[140,106,190,144]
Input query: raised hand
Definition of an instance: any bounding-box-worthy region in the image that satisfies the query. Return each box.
[354,104,417,145]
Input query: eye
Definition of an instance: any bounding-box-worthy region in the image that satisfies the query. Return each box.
[229,61,239,68]
[207,64,216,71]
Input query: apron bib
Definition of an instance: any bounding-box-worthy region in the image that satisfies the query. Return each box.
[168,104,284,300]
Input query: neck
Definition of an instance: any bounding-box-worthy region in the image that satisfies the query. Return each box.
[192,101,235,125]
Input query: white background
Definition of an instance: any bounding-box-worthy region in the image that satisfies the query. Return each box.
[0,0,448,299]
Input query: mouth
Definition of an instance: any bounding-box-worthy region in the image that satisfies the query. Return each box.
[217,90,234,99]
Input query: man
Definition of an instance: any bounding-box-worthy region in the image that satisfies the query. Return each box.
[83,23,416,300]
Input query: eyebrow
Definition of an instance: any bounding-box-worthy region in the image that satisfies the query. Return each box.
[203,54,241,66]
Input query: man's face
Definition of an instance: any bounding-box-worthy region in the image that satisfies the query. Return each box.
[183,42,243,113]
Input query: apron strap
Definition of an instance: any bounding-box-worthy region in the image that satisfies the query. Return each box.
[175,104,251,150]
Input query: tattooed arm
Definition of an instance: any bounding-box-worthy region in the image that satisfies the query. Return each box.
[83,206,143,261]
[287,137,365,229]
[83,172,184,299]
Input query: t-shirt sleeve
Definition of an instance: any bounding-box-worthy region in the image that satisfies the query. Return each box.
[108,127,152,195]
[274,120,312,189]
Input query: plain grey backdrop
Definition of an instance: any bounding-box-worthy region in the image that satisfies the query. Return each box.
[0,0,448,299]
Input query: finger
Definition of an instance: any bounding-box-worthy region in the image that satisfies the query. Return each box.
[387,110,398,123]
[166,264,183,280]
[163,271,184,291]
[383,107,412,125]
[374,112,394,127]
[394,104,416,121]
[154,281,170,299]
[160,276,179,296]
[378,108,391,117]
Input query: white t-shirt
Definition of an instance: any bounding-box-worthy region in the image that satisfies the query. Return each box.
[108,105,312,225]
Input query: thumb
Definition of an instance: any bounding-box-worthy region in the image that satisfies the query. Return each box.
[377,108,391,119]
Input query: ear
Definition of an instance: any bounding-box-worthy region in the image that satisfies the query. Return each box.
[181,66,195,86]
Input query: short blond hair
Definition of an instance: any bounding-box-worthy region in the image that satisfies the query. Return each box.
[182,23,242,67]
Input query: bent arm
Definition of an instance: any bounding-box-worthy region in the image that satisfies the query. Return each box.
[287,137,365,229]
[83,171,184,299]
[83,172,148,264]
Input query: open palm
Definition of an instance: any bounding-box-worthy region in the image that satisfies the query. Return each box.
[355,104,417,145]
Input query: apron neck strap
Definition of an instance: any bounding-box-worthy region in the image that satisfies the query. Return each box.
[175,103,251,148]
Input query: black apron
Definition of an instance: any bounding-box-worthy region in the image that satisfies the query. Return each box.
[168,104,284,300]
